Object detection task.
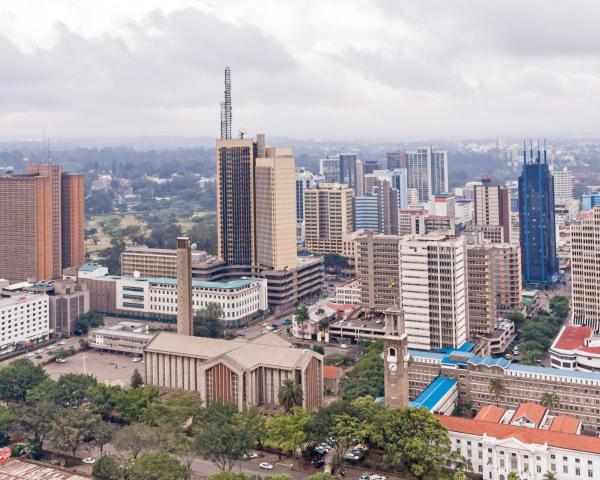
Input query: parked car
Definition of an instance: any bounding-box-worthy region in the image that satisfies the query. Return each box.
[26,352,35,357]
[243,452,258,459]
[282,319,291,326]
[56,358,67,363]
[313,459,325,468]
[259,463,273,470]
[369,475,386,480]
[82,457,96,465]
[358,475,370,480]
[132,357,142,363]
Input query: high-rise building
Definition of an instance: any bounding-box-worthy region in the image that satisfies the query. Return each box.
[473,176,511,243]
[304,183,354,255]
[398,209,426,235]
[216,138,256,268]
[0,164,84,282]
[582,192,600,212]
[339,153,357,191]
[571,206,600,331]
[60,173,85,269]
[518,146,558,286]
[355,196,379,231]
[426,194,456,234]
[355,233,402,312]
[363,159,380,175]
[399,233,466,350]
[176,237,193,336]
[550,165,574,201]
[364,169,408,210]
[319,156,341,183]
[255,147,297,271]
[494,243,522,312]
[406,147,448,202]
[386,150,406,170]
[466,239,498,338]
[295,169,323,222]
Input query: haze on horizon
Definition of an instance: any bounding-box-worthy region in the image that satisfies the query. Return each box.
[1,0,599,141]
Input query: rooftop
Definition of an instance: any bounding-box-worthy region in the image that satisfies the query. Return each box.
[475,405,506,423]
[89,328,154,340]
[437,415,600,455]
[323,366,346,380]
[550,415,581,435]
[512,402,547,428]
[79,263,104,272]
[552,325,600,354]
[409,376,457,411]
[0,293,47,307]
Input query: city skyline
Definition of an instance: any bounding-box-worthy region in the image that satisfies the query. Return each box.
[2,1,600,139]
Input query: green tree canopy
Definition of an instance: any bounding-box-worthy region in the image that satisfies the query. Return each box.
[92,455,123,480]
[128,450,190,480]
[278,379,303,413]
[50,407,102,457]
[113,386,159,422]
[267,408,309,457]
[0,359,48,402]
[341,341,384,401]
[75,311,104,333]
[113,422,158,459]
[193,303,224,338]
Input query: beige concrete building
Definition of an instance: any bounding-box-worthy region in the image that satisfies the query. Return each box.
[473,178,511,243]
[466,241,498,337]
[216,138,256,268]
[144,332,323,411]
[495,243,522,312]
[89,325,154,355]
[400,233,467,351]
[355,233,402,312]
[304,183,354,256]
[60,173,85,270]
[571,207,600,330]
[255,147,297,271]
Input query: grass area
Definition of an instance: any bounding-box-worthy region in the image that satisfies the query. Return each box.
[85,213,148,252]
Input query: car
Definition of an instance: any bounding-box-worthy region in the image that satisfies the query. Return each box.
[82,457,96,465]
[313,459,325,468]
[375,320,382,324]
[259,463,273,470]
[46,345,56,350]
[56,358,67,363]
[35,349,44,354]
[341,344,349,349]
[282,319,291,326]
[26,352,35,357]
[369,475,386,480]
[243,452,258,459]
[504,354,512,360]
[344,453,360,461]
[58,340,68,345]
[132,357,142,363]
[358,475,370,480]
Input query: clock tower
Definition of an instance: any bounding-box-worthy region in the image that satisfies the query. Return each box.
[383,306,410,408]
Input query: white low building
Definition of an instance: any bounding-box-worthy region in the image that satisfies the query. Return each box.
[440,412,600,480]
[0,294,49,353]
[550,325,600,372]
[334,280,361,305]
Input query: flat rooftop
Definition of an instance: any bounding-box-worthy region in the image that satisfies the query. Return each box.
[0,293,46,307]
[410,376,457,411]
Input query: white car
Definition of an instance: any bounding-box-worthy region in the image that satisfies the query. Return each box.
[132,357,142,363]
[259,462,273,470]
[35,349,44,354]
[26,352,36,357]
[56,358,67,363]
[341,344,349,349]
[82,457,96,465]
[46,345,56,350]
[58,340,68,345]
[369,475,386,480]
[243,452,259,459]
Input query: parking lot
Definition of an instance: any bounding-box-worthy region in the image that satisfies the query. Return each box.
[43,350,143,387]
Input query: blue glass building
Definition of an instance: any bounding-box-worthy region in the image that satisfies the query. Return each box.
[518,145,558,286]
[582,192,600,211]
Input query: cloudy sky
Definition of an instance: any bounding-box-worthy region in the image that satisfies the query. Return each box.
[1,0,599,140]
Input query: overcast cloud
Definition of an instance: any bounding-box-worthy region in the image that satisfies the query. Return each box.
[1,0,599,140]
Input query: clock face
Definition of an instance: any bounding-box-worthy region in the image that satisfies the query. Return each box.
[388,362,397,373]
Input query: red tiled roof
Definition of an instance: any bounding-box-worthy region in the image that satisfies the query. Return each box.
[550,416,581,435]
[554,326,593,351]
[437,415,600,455]
[512,402,547,428]
[323,366,345,380]
[475,405,506,423]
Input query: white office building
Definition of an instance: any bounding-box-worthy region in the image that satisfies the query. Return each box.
[550,165,574,201]
[406,147,448,202]
[0,294,49,353]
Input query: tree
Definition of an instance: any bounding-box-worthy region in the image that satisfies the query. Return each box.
[128,450,190,480]
[380,407,451,479]
[131,369,143,388]
[341,341,384,401]
[543,472,558,480]
[306,475,336,480]
[193,402,252,471]
[92,456,123,480]
[294,306,309,326]
[91,421,118,456]
[75,311,104,334]
[453,472,468,480]
[278,379,303,413]
[239,405,267,449]
[50,407,102,457]
[329,413,368,465]
[507,472,521,480]
[193,303,224,338]
[549,295,570,319]
[142,391,204,428]
[540,392,559,409]
[87,383,121,420]
[267,408,309,457]
[488,378,505,406]
[8,401,55,449]
[0,359,48,402]
[323,254,349,274]
[113,386,159,422]
[113,423,158,459]
[505,311,526,327]
[35,373,97,408]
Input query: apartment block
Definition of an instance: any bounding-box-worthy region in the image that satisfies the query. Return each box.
[466,241,497,337]
[0,294,49,353]
[473,177,511,243]
[304,183,354,256]
[60,173,85,269]
[495,243,522,312]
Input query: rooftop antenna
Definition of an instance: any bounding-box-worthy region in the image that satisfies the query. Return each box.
[239,128,247,139]
[220,66,232,140]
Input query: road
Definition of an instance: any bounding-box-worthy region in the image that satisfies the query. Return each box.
[189,457,309,479]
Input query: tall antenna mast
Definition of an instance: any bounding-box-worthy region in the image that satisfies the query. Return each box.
[220,66,232,139]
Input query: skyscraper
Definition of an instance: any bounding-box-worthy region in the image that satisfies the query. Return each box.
[0,164,85,282]
[550,165,574,201]
[255,146,297,271]
[386,150,406,170]
[295,169,323,222]
[339,153,357,191]
[216,138,256,267]
[518,145,558,286]
[473,176,511,243]
[319,156,341,183]
[406,147,448,202]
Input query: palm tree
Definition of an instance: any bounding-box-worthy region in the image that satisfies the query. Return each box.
[543,472,558,480]
[540,392,559,409]
[507,472,521,480]
[278,379,303,413]
[489,378,506,406]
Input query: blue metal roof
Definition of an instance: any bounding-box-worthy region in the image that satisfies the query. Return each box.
[408,349,447,360]
[468,355,511,369]
[508,363,600,381]
[410,376,457,411]
[79,263,103,272]
[107,275,259,290]
[457,342,476,352]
